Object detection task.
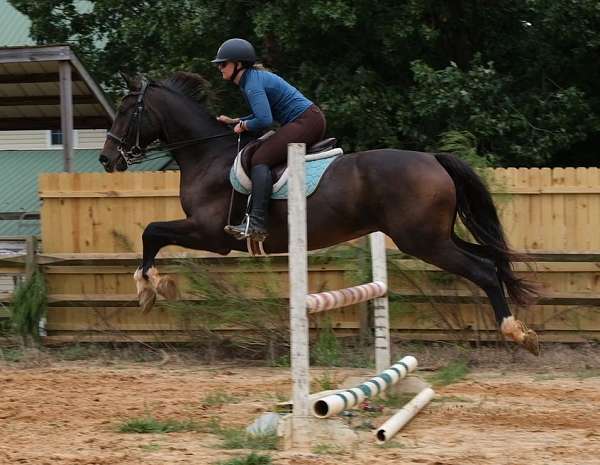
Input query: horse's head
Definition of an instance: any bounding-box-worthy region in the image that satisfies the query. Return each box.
[100,74,162,172]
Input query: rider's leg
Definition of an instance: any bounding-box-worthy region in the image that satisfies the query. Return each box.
[225,164,273,241]
[224,105,326,241]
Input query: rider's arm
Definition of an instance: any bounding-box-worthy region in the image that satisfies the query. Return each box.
[242,87,273,132]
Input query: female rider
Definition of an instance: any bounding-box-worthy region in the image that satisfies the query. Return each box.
[213,38,326,242]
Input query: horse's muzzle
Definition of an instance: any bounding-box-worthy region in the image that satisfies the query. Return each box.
[99,153,127,172]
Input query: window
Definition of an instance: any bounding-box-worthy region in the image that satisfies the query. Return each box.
[50,130,63,146]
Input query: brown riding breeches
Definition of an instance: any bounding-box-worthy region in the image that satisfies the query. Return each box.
[250,105,326,167]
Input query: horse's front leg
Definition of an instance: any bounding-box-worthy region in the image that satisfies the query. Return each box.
[135,219,203,313]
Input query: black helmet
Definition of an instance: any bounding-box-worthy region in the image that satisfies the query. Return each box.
[211,38,256,65]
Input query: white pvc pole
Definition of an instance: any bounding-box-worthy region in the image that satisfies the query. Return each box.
[312,355,418,418]
[375,387,435,443]
[369,232,391,373]
[287,143,311,448]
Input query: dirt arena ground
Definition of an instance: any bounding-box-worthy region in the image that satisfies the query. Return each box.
[0,343,599,465]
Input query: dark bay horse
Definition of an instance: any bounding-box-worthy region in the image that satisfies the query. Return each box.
[100,72,539,355]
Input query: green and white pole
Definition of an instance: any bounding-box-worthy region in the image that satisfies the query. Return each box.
[312,355,418,418]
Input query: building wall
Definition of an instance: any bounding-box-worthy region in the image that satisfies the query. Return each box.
[0,130,106,150]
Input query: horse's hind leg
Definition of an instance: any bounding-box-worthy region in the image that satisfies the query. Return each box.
[400,238,539,355]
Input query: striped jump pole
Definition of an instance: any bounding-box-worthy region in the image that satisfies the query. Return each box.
[307,281,387,313]
[312,355,418,418]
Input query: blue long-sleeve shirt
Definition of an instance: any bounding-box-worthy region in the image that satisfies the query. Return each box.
[239,69,313,132]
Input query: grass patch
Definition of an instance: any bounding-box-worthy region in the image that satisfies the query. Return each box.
[202,391,240,406]
[272,354,290,367]
[431,395,473,403]
[217,453,272,465]
[311,322,341,367]
[533,373,560,381]
[313,370,338,391]
[428,360,470,386]
[379,393,416,409]
[312,443,345,454]
[9,270,47,343]
[219,428,278,450]
[139,442,161,452]
[118,416,204,434]
[0,347,24,362]
[576,369,600,379]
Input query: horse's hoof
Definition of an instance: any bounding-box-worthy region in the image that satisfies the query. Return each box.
[156,276,178,300]
[139,287,156,314]
[521,329,540,356]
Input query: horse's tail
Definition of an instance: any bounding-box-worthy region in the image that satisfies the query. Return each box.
[434,153,538,305]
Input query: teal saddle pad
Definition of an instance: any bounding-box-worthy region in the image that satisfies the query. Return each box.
[229,155,338,200]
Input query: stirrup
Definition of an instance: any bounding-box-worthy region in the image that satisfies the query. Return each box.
[224,214,250,240]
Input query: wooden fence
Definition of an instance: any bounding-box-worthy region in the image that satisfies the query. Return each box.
[6,167,597,344]
[39,167,600,253]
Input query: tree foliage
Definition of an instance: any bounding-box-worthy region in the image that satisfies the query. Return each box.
[10,0,600,166]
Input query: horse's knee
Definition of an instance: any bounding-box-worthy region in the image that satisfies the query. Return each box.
[142,222,162,243]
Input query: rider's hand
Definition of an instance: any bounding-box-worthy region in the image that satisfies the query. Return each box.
[216,115,239,125]
[233,121,246,134]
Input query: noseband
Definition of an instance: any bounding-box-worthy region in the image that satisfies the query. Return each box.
[106,78,152,165]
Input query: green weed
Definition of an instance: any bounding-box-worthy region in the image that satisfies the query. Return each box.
[202,391,239,406]
[10,270,47,343]
[311,322,341,367]
[428,360,470,386]
[0,347,24,362]
[314,370,338,391]
[379,393,416,408]
[312,443,345,454]
[219,428,278,450]
[139,442,161,452]
[216,453,272,465]
[576,369,600,379]
[431,395,473,403]
[118,417,203,433]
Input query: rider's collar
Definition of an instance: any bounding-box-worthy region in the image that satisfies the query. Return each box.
[237,67,250,88]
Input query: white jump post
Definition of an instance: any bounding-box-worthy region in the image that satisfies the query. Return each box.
[287,143,311,448]
[287,143,393,447]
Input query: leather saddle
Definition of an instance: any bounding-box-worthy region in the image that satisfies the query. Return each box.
[239,131,338,182]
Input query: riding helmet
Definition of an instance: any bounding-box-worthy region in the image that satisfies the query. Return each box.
[212,38,256,66]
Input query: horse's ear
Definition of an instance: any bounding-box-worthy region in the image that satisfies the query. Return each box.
[120,71,141,90]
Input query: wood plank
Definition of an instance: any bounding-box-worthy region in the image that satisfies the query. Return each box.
[0,95,97,106]
[389,290,600,306]
[40,329,600,345]
[39,190,181,198]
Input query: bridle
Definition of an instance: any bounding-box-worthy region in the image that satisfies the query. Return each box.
[106,77,235,166]
[106,78,152,165]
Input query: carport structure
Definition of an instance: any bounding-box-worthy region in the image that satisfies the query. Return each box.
[0,44,115,171]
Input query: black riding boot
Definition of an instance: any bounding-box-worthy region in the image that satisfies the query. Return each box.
[225,164,272,241]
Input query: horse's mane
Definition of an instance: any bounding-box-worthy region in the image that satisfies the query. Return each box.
[158,71,211,103]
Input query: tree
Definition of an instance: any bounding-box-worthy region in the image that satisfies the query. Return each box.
[10,0,600,166]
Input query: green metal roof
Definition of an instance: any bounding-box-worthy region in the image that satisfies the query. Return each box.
[0,149,172,237]
[0,0,35,47]
[0,1,95,47]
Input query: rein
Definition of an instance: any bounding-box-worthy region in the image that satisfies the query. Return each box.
[107,78,235,165]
